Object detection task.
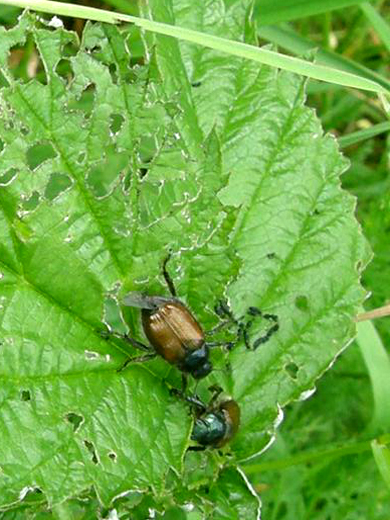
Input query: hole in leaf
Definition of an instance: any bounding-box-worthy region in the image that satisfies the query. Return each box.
[313,208,320,216]
[55,58,73,83]
[108,451,117,462]
[20,389,31,401]
[295,295,309,312]
[110,113,125,134]
[0,168,18,186]
[0,139,4,153]
[108,63,118,84]
[122,59,141,84]
[19,486,42,501]
[20,126,29,136]
[22,191,40,211]
[89,44,102,54]
[63,41,78,58]
[84,440,99,464]
[85,350,100,361]
[267,252,276,259]
[68,83,95,115]
[285,362,299,379]
[26,142,57,170]
[191,81,202,87]
[44,173,73,201]
[86,147,128,198]
[65,412,84,432]
[8,40,46,84]
[77,152,86,164]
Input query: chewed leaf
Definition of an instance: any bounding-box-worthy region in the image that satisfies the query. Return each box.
[0,0,370,514]
[141,0,371,460]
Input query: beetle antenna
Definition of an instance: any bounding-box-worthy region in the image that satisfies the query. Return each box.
[162,252,177,297]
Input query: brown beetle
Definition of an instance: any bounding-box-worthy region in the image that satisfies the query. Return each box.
[113,255,279,380]
[121,293,213,379]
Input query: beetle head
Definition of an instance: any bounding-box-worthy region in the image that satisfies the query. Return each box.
[191,360,213,379]
[183,344,213,379]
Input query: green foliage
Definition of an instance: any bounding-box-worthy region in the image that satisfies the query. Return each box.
[344,126,390,344]
[254,0,369,25]
[247,2,390,518]
[254,346,390,519]
[0,0,372,517]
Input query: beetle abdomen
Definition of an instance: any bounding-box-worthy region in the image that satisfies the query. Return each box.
[218,400,240,447]
[142,301,205,366]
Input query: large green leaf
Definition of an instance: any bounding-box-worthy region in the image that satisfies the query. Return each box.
[0,1,369,515]
[255,344,390,519]
[0,13,196,508]
[141,0,370,459]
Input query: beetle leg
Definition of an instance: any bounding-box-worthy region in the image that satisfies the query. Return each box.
[100,329,151,352]
[212,303,280,350]
[99,329,128,342]
[214,299,235,320]
[185,395,207,413]
[209,299,245,345]
[162,252,177,297]
[171,388,207,413]
[206,385,223,410]
[188,445,207,451]
[244,308,279,350]
[242,320,252,349]
[253,322,279,349]
[117,353,156,372]
[247,306,261,316]
[205,319,232,336]
[122,334,150,352]
[206,340,235,350]
[208,384,223,394]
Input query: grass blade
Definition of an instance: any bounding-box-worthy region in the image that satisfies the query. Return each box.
[372,440,390,490]
[356,318,390,432]
[255,0,368,25]
[360,2,390,53]
[258,24,390,92]
[339,122,390,148]
[0,0,388,96]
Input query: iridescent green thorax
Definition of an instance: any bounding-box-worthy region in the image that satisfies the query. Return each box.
[191,411,227,446]
[191,399,240,448]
